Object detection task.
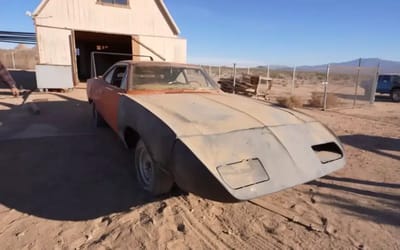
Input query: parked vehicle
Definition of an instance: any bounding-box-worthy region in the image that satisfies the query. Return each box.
[376,74,400,102]
[87,61,345,202]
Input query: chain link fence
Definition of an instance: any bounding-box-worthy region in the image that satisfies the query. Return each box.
[202,59,390,109]
[0,49,397,105]
[327,64,378,109]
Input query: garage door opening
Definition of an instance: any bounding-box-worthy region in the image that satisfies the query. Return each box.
[74,31,132,82]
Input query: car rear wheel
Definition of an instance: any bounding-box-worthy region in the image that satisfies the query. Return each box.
[391,89,400,102]
[134,140,173,195]
[92,104,107,127]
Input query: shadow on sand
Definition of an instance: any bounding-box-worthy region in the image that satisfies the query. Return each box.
[9,69,37,90]
[0,93,180,221]
[307,179,400,226]
[305,132,400,226]
[339,134,400,161]
[323,175,400,189]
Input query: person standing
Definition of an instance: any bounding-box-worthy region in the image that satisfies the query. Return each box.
[0,60,20,97]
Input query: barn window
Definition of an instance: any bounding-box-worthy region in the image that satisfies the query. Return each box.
[98,0,129,6]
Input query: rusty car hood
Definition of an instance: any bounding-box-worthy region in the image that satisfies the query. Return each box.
[125,93,315,137]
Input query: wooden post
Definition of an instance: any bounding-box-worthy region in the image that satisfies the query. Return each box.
[233,63,237,94]
[353,58,362,107]
[323,64,330,110]
[11,51,16,69]
[369,62,380,104]
[291,65,296,95]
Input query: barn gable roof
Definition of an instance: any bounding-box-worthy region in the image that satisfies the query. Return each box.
[33,0,180,35]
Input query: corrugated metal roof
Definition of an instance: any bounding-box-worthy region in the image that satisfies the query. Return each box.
[0,31,36,44]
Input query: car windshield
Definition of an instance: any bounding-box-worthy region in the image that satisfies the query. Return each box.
[129,65,218,91]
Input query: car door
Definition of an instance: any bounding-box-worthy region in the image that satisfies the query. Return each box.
[392,75,400,89]
[377,75,392,93]
[95,64,128,132]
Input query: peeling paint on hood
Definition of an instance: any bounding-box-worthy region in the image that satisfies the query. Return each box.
[126,93,315,137]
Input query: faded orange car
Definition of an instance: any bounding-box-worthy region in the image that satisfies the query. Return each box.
[87,61,345,202]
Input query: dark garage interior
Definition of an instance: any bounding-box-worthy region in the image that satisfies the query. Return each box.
[74,31,133,82]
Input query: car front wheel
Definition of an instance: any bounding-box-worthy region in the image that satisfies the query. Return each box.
[134,139,173,195]
[391,89,400,102]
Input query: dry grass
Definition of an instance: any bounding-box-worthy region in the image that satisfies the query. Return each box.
[0,46,38,70]
[308,92,339,108]
[276,95,304,109]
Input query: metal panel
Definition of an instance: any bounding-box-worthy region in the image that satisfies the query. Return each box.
[36,65,74,89]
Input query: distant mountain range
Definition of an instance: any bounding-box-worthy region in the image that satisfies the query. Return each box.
[259,58,400,74]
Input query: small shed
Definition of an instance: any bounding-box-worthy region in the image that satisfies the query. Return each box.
[33,0,187,89]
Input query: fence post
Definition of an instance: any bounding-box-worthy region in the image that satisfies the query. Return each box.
[11,51,16,69]
[291,65,296,95]
[353,58,362,108]
[247,67,250,75]
[233,63,237,94]
[369,62,380,104]
[218,66,221,79]
[323,64,330,111]
[208,65,211,75]
[267,65,270,78]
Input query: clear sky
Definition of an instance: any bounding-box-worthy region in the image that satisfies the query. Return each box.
[1,0,399,66]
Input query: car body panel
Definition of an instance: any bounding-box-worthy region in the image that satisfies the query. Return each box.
[87,61,346,202]
[176,122,344,200]
[376,74,400,93]
[87,64,128,132]
[123,93,314,137]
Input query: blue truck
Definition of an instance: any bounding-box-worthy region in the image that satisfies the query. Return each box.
[376,74,400,102]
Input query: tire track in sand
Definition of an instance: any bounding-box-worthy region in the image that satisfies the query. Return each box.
[172,196,236,249]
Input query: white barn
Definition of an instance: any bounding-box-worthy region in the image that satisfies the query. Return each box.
[33,0,187,89]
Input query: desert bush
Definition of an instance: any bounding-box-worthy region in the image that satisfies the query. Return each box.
[315,72,326,81]
[308,92,339,108]
[0,45,37,69]
[276,95,303,109]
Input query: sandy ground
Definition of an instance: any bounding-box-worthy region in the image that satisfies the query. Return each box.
[0,88,399,249]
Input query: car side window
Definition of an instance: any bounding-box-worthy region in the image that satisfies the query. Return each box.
[120,72,128,90]
[110,66,127,88]
[104,68,116,84]
[392,76,400,85]
[103,65,127,88]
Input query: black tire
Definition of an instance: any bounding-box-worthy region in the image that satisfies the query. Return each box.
[390,89,400,102]
[134,139,173,196]
[92,104,107,127]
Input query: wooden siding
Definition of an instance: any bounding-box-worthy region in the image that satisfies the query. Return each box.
[36,26,72,65]
[35,0,176,37]
[138,35,187,63]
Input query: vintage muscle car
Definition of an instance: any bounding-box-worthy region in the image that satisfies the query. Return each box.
[87,61,345,202]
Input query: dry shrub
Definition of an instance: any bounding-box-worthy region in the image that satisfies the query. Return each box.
[0,46,37,70]
[308,92,339,108]
[276,95,303,109]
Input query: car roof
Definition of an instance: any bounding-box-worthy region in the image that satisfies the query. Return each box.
[379,73,400,76]
[117,60,202,69]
